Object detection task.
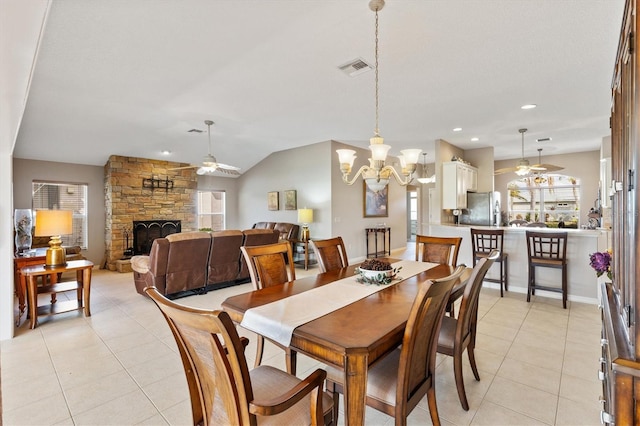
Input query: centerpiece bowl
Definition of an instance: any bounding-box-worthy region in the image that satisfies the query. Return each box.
[355,259,401,285]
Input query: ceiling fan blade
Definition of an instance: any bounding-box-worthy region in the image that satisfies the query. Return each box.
[168,165,197,171]
[531,163,564,172]
[216,162,240,171]
[494,166,519,175]
[216,167,240,176]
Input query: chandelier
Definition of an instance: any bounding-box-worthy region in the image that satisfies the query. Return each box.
[417,152,436,184]
[336,0,421,192]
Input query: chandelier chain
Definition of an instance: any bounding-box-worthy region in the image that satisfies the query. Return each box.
[374,7,380,137]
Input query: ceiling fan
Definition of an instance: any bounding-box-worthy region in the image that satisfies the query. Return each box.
[170,120,241,176]
[494,128,564,176]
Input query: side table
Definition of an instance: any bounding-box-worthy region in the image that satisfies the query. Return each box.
[291,238,316,270]
[365,227,391,258]
[21,259,94,329]
[14,249,53,326]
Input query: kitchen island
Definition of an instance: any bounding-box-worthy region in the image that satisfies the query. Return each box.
[428,224,610,304]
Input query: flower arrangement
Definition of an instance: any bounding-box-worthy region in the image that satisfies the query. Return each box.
[589,249,612,280]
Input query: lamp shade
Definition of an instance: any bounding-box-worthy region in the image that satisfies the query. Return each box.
[35,210,73,236]
[297,208,313,224]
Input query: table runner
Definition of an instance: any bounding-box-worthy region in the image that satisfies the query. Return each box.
[240,260,437,347]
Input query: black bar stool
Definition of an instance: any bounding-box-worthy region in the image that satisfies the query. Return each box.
[470,228,508,296]
[525,231,568,308]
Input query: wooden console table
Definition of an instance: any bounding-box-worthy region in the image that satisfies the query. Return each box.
[14,249,51,326]
[365,227,390,258]
[21,259,94,329]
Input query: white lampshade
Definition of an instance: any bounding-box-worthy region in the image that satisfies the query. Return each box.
[369,143,391,161]
[297,208,313,224]
[399,149,421,165]
[336,149,357,167]
[365,178,389,192]
[35,210,73,236]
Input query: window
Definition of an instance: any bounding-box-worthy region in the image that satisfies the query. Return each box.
[507,174,580,228]
[32,181,88,248]
[198,190,225,231]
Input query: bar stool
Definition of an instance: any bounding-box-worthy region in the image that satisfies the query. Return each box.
[470,228,508,297]
[525,231,568,308]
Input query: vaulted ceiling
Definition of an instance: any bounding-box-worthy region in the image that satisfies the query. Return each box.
[13,0,625,176]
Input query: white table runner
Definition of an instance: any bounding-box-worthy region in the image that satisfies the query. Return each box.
[240,260,437,347]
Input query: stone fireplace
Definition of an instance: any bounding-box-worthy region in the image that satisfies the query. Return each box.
[133,219,181,255]
[104,155,197,270]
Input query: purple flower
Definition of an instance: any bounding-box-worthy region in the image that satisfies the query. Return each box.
[589,251,612,280]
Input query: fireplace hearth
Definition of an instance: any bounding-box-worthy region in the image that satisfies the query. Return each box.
[133,220,181,255]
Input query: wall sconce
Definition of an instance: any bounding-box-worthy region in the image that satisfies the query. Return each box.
[142,176,174,192]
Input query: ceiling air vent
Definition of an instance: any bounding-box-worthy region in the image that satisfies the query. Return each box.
[338,58,374,77]
[188,128,204,133]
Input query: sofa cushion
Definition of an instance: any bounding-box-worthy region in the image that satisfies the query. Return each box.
[253,222,276,230]
[273,223,300,241]
[208,230,244,285]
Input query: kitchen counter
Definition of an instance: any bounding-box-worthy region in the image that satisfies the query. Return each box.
[427,224,610,304]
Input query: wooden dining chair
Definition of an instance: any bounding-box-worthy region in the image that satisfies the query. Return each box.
[144,286,333,426]
[309,237,349,273]
[471,228,508,297]
[240,241,297,372]
[415,235,462,266]
[325,265,466,426]
[526,231,568,308]
[437,250,499,411]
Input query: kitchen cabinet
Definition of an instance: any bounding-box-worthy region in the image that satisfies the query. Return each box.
[442,161,477,209]
[600,1,640,424]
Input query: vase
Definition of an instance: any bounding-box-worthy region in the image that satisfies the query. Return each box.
[14,209,33,256]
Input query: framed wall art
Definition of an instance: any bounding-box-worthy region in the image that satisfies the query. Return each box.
[284,190,297,210]
[268,191,279,211]
[363,181,388,217]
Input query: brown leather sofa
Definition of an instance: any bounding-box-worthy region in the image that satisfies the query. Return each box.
[132,229,280,297]
[252,222,300,241]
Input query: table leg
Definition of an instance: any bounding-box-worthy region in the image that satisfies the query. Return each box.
[27,276,38,329]
[285,348,297,375]
[82,267,92,317]
[17,274,27,326]
[304,241,309,270]
[343,351,368,426]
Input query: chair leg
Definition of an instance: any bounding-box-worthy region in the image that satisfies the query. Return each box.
[254,335,265,368]
[499,260,503,298]
[426,385,441,426]
[526,265,532,302]
[504,256,509,291]
[453,351,470,411]
[562,266,567,309]
[326,380,340,425]
[467,344,480,381]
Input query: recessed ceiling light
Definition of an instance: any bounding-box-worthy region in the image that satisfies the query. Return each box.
[453,127,462,132]
[536,137,552,142]
[521,104,537,110]
[161,150,171,155]
[471,137,479,142]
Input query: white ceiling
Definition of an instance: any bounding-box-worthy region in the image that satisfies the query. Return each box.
[13,0,625,176]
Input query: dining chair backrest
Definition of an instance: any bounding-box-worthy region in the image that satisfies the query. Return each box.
[144,286,329,426]
[310,237,349,273]
[525,231,567,264]
[415,235,462,266]
[241,241,295,289]
[397,264,466,414]
[457,250,499,342]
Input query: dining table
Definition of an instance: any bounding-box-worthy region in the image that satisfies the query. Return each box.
[221,259,470,426]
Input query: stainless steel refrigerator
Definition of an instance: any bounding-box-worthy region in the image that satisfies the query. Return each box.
[460,192,500,226]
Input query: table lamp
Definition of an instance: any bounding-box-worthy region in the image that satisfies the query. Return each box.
[35,210,73,267]
[297,208,313,241]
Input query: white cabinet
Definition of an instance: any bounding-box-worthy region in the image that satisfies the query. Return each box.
[442,161,478,209]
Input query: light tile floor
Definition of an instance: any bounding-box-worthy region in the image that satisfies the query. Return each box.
[2,249,603,425]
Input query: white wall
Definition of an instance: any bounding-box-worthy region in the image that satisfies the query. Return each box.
[1,0,51,341]
[13,158,106,265]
